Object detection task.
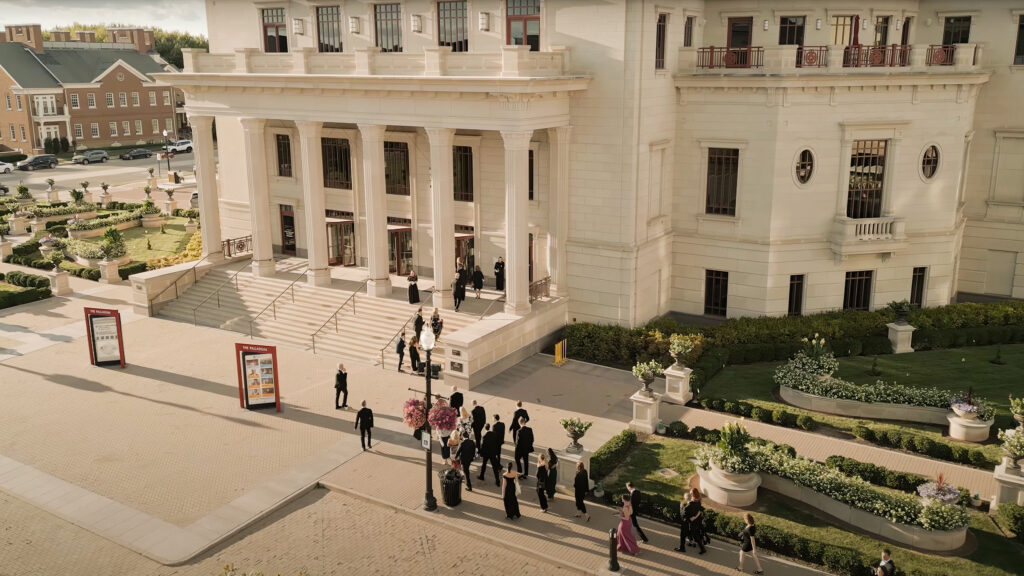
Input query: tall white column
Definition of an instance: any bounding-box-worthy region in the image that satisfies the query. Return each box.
[239,117,275,277]
[426,127,456,310]
[547,125,571,297]
[189,114,222,262]
[835,135,854,217]
[502,130,533,316]
[358,124,391,297]
[296,120,330,286]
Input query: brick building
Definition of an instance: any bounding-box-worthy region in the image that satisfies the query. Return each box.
[0,24,180,154]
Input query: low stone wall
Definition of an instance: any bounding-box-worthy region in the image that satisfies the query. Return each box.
[131,257,233,315]
[71,254,131,268]
[68,218,139,239]
[759,474,967,552]
[780,385,950,425]
[34,210,98,226]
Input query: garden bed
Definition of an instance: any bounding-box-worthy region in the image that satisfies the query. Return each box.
[779,385,952,425]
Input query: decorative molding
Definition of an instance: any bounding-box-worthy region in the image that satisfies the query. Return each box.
[718,10,760,25]
[489,93,534,111]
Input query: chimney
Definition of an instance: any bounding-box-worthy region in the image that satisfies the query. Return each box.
[109,27,152,54]
[6,24,44,53]
[50,30,71,42]
[75,30,95,43]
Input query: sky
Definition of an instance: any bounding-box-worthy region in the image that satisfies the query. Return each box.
[0,0,208,36]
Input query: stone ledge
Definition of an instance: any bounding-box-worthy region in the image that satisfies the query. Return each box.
[779,385,950,425]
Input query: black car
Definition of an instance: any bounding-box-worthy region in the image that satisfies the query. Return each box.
[16,154,58,171]
[119,148,154,160]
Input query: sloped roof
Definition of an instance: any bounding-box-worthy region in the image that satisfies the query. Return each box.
[0,42,59,88]
[33,48,166,84]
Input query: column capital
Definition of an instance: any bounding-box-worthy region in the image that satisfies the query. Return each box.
[425,126,456,146]
[188,114,214,130]
[358,123,386,142]
[500,130,534,151]
[294,120,323,137]
[239,117,266,134]
[548,125,572,143]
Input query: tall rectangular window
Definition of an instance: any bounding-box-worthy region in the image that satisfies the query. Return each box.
[655,13,668,70]
[317,6,343,53]
[73,124,83,139]
[705,148,739,216]
[69,93,79,109]
[779,16,805,45]
[90,123,99,138]
[375,3,403,53]
[149,91,157,106]
[131,92,140,106]
[528,149,535,201]
[122,120,130,135]
[788,274,804,316]
[8,125,14,140]
[453,145,474,202]
[438,1,469,52]
[119,92,127,107]
[507,0,541,51]
[263,7,288,53]
[105,93,114,108]
[152,119,160,134]
[322,137,352,189]
[109,122,118,137]
[704,270,729,317]
[4,94,9,110]
[848,140,887,219]
[1015,15,1024,65]
[135,119,143,135]
[165,117,173,131]
[15,95,21,111]
[874,16,890,46]
[843,271,873,311]
[831,16,854,46]
[87,93,96,108]
[275,134,292,177]
[910,267,927,308]
[942,16,971,44]
[384,141,410,195]
[163,91,171,106]
[683,16,694,47]
[19,125,26,141]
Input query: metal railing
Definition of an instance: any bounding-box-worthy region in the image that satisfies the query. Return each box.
[796,46,828,68]
[843,44,910,68]
[147,251,217,315]
[190,258,252,325]
[478,294,505,319]
[249,266,309,336]
[696,46,764,69]
[222,235,253,258]
[926,44,956,66]
[311,279,368,354]
[377,290,435,368]
[529,276,551,302]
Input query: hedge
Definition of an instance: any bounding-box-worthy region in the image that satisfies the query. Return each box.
[0,286,51,309]
[104,201,144,211]
[4,271,50,289]
[698,396,817,431]
[118,261,148,280]
[31,203,99,218]
[68,209,144,231]
[998,503,1024,542]
[59,262,101,281]
[590,429,637,480]
[824,455,971,505]
[851,424,997,468]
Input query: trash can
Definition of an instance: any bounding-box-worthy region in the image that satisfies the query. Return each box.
[439,468,463,507]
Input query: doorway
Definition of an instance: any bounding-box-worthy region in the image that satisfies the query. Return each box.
[388,218,413,276]
[727,17,754,67]
[279,204,296,256]
[326,221,355,266]
[455,225,475,271]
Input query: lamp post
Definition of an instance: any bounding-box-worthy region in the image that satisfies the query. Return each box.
[420,330,438,511]
[162,130,172,173]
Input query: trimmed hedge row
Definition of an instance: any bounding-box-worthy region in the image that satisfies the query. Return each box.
[697,397,818,431]
[850,425,996,468]
[118,261,148,280]
[4,271,50,289]
[0,274,51,309]
[60,262,101,281]
[589,429,637,480]
[824,455,971,507]
[104,201,144,211]
[913,325,1024,350]
[998,503,1024,543]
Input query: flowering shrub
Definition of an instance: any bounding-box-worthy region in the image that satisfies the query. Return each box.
[631,359,664,379]
[669,333,703,361]
[427,398,458,432]
[919,499,971,531]
[999,428,1024,459]
[63,238,105,259]
[68,209,144,231]
[402,398,426,429]
[1010,395,1024,418]
[950,389,997,421]
[32,203,99,218]
[917,474,960,505]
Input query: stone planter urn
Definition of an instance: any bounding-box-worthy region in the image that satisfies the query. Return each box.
[639,374,655,396]
[141,213,164,228]
[566,433,584,453]
[698,461,762,507]
[185,220,198,234]
[947,413,993,442]
[952,406,979,420]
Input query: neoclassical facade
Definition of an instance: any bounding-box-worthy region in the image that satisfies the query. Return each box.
[169,0,1024,327]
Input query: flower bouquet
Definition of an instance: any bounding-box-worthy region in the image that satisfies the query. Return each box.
[402,398,426,429]
[428,398,458,438]
[1010,394,1024,425]
[560,417,593,453]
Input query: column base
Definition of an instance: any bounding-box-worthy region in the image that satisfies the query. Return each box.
[308,268,331,287]
[367,277,392,297]
[252,258,276,277]
[504,301,531,316]
[629,391,661,435]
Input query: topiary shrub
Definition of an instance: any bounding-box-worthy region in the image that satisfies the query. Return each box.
[751,407,772,423]
[771,409,797,427]
[998,503,1024,542]
[666,421,688,439]
[590,429,637,480]
[796,414,816,430]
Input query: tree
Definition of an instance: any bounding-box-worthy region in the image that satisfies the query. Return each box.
[59,137,70,153]
[43,137,55,154]
[45,23,208,69]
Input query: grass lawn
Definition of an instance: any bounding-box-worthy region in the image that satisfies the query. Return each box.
[81,217,191,261]
[0,282,23,292]
[609,436,1024,576]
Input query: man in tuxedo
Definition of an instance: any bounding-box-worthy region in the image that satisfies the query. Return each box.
[627,482,649,543]
[876,549,895,576]
[515,417,534,478]
[334,363,348,409]
[492,414,506,446]
[354,400,374,450]
[454,433,477,491]
[510,401,529,444]
[470,400,486,450]
[494,257,505,291]
[478,423,501,486]
[396,332,406,372]
[449,385,464,412]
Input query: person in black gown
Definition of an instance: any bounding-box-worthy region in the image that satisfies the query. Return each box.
[407,270,419,304]
[472,265,484,298]
[494,257,505,291]
[502,462,521,519]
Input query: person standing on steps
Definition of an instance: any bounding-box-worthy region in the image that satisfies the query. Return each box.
[449,386,464,412]
[545,448,558,501]
[535,453,550,512]
[510,401,529,444]
[627,482,649,543]
[502,462,521,520]
[408,338,421,374]
[354,400,374,450]
[407,269,419,304]
[470,400,486,450]
[413,307,425,341]
[472,265,484,298]
[334,363,348,409]
[494,257,505,292]
[738,513,764,575]
[431,308,444,341]
[396,332,406,372]
[455,432,476,491]
[514,416,534,478]
[573,462,590,522]
[478,423,501,485]
[453,258,468,312]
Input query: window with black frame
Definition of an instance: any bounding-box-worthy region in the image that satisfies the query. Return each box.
[262,8,288,53]
[705,270,728,317]
[453,146,474,202]
[317,6,343,53]
[321,137,351,189]
[788,275,804,316]
[438,1,469,52]
[848,140,886,219]
[942,16,971,45]
[384,141,410,195]
[843,271,873,311]
[655,13,668,70]
[1015,15,1024,65]
[375,3,403,53]
[275,134,292,177]
[910,267,927,308]
[705,148,739,216]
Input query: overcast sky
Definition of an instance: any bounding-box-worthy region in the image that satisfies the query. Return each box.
[0,0,208,37]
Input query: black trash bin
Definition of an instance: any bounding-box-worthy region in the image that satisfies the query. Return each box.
[439,468,463,507]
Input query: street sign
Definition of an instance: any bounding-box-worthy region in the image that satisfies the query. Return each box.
[421,435,430,449]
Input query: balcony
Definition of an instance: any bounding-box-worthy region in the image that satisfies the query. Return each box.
[829,215,907,259]
[696,46,764,69]
[182,45,571,78]
[31,104,69,122]
[843,44,910,68]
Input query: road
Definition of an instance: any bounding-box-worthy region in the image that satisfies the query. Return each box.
[0,152,201,195]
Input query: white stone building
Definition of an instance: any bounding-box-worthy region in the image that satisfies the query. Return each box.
[168,0,1024,330]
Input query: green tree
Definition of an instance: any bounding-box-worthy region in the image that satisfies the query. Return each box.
[45,24,208,69]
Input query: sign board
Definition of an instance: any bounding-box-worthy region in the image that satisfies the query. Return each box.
[235,343,281,412]
[421,435,431,449]
[84,307,125,368]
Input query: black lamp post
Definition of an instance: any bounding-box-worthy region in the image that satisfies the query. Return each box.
[421,330,438,511]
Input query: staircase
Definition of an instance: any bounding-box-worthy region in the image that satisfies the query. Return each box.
[155,259,482,367]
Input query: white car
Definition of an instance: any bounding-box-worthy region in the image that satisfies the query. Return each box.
[0,160,12,173]
[163,140,193,154]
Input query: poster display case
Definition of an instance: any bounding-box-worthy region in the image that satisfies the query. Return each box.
[84,307,125,368]
[235,343,281,411]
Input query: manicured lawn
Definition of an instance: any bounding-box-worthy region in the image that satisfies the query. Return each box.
[81,217,191,262]
[602,437,696,502]
[0,282,23,292]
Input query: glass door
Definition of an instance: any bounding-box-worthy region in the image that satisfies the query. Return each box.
[341,223,355,266]
[279,205,296,255]
[455,236,475,271]
[389,229,412,275]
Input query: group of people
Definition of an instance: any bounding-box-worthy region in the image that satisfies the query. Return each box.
[404,256,508,312]
[395,308,446,374]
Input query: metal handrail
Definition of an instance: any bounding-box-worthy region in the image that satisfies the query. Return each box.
[529,276,551,302]
[190,258,252,325]
[147,251,215,315]
[478,293,505,319]
[249,266,309,336]
[311,279,368,353]
[378,290,435,369]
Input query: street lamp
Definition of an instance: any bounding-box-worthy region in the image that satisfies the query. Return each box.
[420,330,438,511]
[162,130,172,173]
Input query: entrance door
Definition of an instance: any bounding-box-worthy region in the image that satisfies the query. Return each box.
[985,250,1017,296]
[455,236,475,271]
[327,221,355,266]
[727,17,753,67]
[279,205,296,255]
[388,228,412,275]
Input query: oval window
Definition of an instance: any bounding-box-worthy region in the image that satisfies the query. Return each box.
[795,149,814,184]
[922,146,939,179]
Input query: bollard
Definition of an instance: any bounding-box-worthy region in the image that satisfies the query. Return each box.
[607,528,620,572]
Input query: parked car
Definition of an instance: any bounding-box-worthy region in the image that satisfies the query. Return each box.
[0,160,13,173]
[72,150,109,164]
[119,148,154,160]
[162,140,193,153]
[16,154,58,171]
[0,183,8,195]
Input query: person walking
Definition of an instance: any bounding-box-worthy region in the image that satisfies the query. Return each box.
[502,463,521,520]
[478,423,501,486]
[407,270,420,304]
[573,462,590,522]
[446,432,460,466]
[470,400,486,449]
[408,338,421,373]
[626,482,649,543]
[514,417,534,478]
[535,454,550,512]
[545,448,558,501]
[617,494,640,556]
[494,257,505,291]
[413,307,425,340]
[396,332,406,372]
[449,385,464,411]
[453,259,467,312]
[354,401,373,450]
[675,488,707,554]
[738,513,764,574]
[876,549,895,576]
[431,308,444,340]
[472,265,484,298]
[510,401,529,444]
[455,432,476,491]
[334,363,348,409]
[492,414,506,447]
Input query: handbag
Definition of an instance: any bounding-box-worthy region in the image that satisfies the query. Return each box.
[515,479,522,495]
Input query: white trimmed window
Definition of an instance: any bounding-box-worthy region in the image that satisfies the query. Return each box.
[105,93,114,107]
[69,93,79,109]
[73,124,83,139]
[119,92,127,107]
[3,94,9,110]
[109,122,118,137]
[90,123,100,138]
[15,95,22,111]
[162,91,171,106]
[122,120,130,135]
[87,93,96,108]
[8,125,15,140]
[131,92,139,106]
[151,119,160,134]
[148,91,156,106]
[165,117,173,131]
[19,125,26,141]
[135,120,143,135]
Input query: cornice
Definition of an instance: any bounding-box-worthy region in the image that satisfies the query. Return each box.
[674,71,990,90]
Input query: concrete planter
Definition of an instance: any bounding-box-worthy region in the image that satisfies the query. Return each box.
[780,385,951,425]
[141,214,165,228]
[72,254,131,268]
[947,413,993,443]
[33,210,98,226]
[68,218,140,239]
[48,270,71,296]
[185,221,198,234]
[697,464,761,507]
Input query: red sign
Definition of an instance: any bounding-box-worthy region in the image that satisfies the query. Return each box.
[235,343,281,412]
[84,307,125,368]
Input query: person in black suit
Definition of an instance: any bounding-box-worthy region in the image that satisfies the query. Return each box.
[470,400,486,449]
[449,386,463,411]
[354,401,374,450]
[494,257,505,291]
[413,307,425,341]
[510,401,529,444]
[492,414,506,446]
[454,432,476,491]
[675,488,707,554]
[396,332,406,372]
[408,338,421,373]
[478,423,501,485]
[626,482,649,543]
[334,363,348,409]
[514,417,534,478]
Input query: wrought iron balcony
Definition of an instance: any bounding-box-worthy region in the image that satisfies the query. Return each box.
[696,46,764,69]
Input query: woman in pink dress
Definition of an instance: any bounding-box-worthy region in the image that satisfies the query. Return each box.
[617,494,640,555]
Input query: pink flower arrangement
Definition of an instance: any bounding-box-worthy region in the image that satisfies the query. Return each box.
[428,398,458,432]
[402,398,427,429]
